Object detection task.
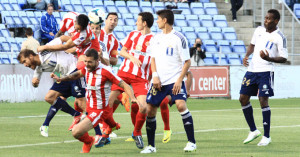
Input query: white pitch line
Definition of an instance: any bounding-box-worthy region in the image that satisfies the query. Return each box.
[1,124,300,149]
[1,107,299,119]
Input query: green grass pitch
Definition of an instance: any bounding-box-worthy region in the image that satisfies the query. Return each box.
[0,98,299,157]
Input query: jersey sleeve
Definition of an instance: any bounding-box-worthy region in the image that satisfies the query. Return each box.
[102,67,122,85]
[250,27,260,45]
[123,32,134,49]
[71,32,86,46]
[59,19,67,33]
[277,33,288,59]
[178,36,190,62]
[33,66,43,80]
[80,67,87,76]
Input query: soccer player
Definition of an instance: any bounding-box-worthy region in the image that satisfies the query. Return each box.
[17,38,85,137]
[51,49,139,153]
[141,9,196,153]
[55,11,79,38]
[108,12,154,149]
[240,9,287,146]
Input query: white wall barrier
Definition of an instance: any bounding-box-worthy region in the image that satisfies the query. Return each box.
[230,66,300,100]
[0,65,53,103]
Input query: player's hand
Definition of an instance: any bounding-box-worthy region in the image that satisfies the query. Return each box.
[37,46,46,53]
[260,49,270,61]
[49,32,54,36]
[50,73,61,83]
[129,56,142,67]
[172,80,182,95]
[243,56,249,67]
[153,76,161,91]
[32,77,40,88]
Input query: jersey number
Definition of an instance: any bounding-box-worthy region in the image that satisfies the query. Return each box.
[242,77,251,86]
[150,86,157,96]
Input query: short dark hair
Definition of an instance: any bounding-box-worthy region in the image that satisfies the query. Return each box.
[106,12,118,19]
[156,9,174,25]
[268,9,280,20]
[85,49,99,60]
[77,14,89,31]
[46,4,53,10]
[25,27,33,36]
[17,49,36,62]
[138,12,154,28]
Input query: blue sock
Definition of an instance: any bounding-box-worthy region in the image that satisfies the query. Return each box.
[94,125,102,135]
[54,97,80,117]
[43,105,58,126]
[242,103,257,131]
[181,109,196,144]
[146,117,156,147]
[262,106,271,138]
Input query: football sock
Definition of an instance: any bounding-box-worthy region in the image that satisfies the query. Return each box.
[117,93,123,104]
[160,97,170,130]
[181,109,196,144]
[57,97,81,117]
[78,132,93,144]
[242,103,257,131]
[131,103,139,126]
[262,106,271,138]
[133,110,146,136]
[43,105,58,126]
[74,102,83,112]
[146,117,156,147]
[94,125,102,136]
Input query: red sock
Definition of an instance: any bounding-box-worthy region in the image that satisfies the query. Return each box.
[160,97,170,130]
[133,110,146,136]
[74,102,83,113]
[78,132,93,144]
[130,103,139,126]
[113,103,119,113]
[103,104,118,131]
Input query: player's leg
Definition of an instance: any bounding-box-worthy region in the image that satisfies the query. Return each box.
[239,72,261,144]
[72,118,94,153]
[160,95,172,143]
[132,95,147,149]
[121,92,131,112]
[141,103,158,154]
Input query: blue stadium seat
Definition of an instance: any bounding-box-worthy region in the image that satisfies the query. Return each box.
[0,37,11,52]
[217,40,232,53]
[204,3,218,15]
[185,14,198,20]
[222,27,237,40]
[200,0,210,2]
[115,31,126,41]
[175,19,188,27]
[187,18,201,27]
[52,11,60,18]
[127,1,140,14]
[27,11,39,25]
[73,4,85,13]
[1,29,11,37]
[173,26,182,32]
[11,11,24,27]
[107,6,118,13]
[61,0,70,5]
[3,3,13,11]
[175,14,185,20]
[294,4,300,18]
[195,27,210,40]
[123,26,134,34]
[0,4,5,11]
[124,19,135,26]
[92,1,104,8]
[34,11,43,19]
[118,19,125,26]
[203,40,217,52]
[82,1,93,13]
[182,27,197,40]
[140,1,153,13]
[64,4,74,12]
[7,37,19,52]
[11,3,21,11]
[203,53,216,65]
[0,53,11,64]
[114,26,124,32]
[177,3,189,9]
[199,15,214,27]
[118,7,129,14]
[17,0,26,8]
[213,15,228,27]
[152,2,164,12]
[232,40,246,53]
[214,53,229,65]
[181,8,192,15]
[2,11,15,27]
[190,3,205,15]
[208,27,223,40]
[104,1,115,6]
[151,26,157,33]
[18,11,31,26]
[227,53,242,65]
[115,1,126,7]
[127,1,138,7]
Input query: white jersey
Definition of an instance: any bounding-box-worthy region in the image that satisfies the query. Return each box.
[33,38,77,80]
[248,26,288,72]
[149,29,190,85]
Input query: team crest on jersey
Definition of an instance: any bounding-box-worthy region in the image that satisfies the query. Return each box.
[100,42,107,52]
[80,37,85,41]
[145,41,150,46]
[90,112,97,118]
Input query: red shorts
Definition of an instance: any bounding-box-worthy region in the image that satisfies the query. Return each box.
[86,108,108,128]
[111,71,149,97]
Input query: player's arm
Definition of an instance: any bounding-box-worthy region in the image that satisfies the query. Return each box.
[109,50,118,65]
[118,80,139,105]
[120,46,142,67]
[37,38,76,52]
[185,71,193,98]
[243,44,255,67]
[51,70,84,82]
[55,30,64,38]
[32,66,42,87]
[260,50,287,63]
[99,49,110,66]
[151,57,161,91]
[173,59,191,95]
[260,37,288,63]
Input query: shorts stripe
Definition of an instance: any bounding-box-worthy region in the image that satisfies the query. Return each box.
[92,111,103,126]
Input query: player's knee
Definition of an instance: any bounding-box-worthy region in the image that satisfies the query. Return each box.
[139,103,147,113]
[176,103,187,113]
[44,95,55,104]
[239,95,249,106]
[72,128,81,139]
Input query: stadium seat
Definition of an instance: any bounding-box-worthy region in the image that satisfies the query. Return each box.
[294,3,300,18]
[217,40,232,53]
[214,53,229,65]
[208,27,223,40]
[152,2,165,12]
[11,3,21,11]
[115,1,129,14]
[195,27,210,40]
[114,26,123,32]
[182,27,197,40]
[203,53,216,65]
[92,1,104,8]
[222,27,237,40]
[232,40,246,53]
[18,11,31,26]
[203,40,218,52]
[60,12,67,19]
[0,4,5,11]
[82,1,93,13]
[213,15,228,28]
[107,6,118,13]
[200,0,210,2]
[151,26,157,33]
[0,37,11,52]
[34,11,43,19]
[117,19,125,26]
[204,3,218,15]
[2,11,15,27]
[140,1,153,13]
[128,1,141,14]
[7,37,19,52]
[73,4,85,13]
[3,3,13,11]
[187,17,201,27]
[11,11,24,27]
[1,29,11,38]
[123,26,134,34]
[64,4,74,12]
[173,26,182,32]
[61,0,70,5]
[115,32,126,41]
[17,0,27,8]
[227,53,242,65]
[104,1,114,6]
[191,3,205,15]
[26,11,39,25]
[199,15,214,27]
[180,8,192,15]
[0,53,11,64]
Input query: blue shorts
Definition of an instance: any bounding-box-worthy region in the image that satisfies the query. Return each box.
[50,77,86,98]
[240,71,274,97]
[146,81,187,107]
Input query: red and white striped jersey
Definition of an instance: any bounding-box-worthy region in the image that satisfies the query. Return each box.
[99,29,119,58]
[59,12,79,36]
[119,31,154,80]
[81,63,122,110]
[72,25,100,57]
